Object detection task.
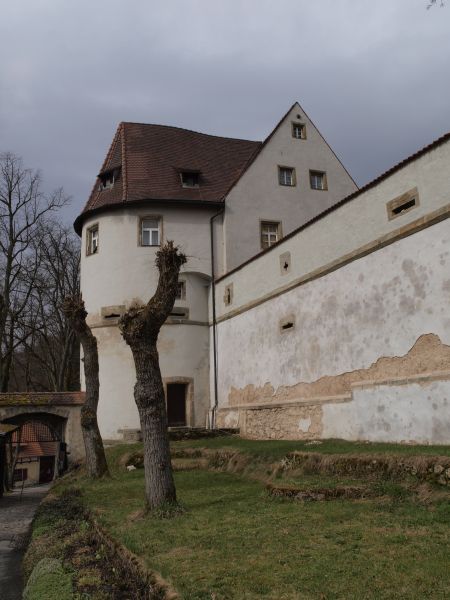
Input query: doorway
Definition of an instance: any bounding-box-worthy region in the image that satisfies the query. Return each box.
[167,383,187,427]
[39,456,55,483]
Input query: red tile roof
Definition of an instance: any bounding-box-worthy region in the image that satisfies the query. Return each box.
[13,423,59,459]
[18,441,59,459]
[75,123,261,233]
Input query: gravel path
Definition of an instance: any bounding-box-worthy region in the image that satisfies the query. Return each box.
[0,484,50,600]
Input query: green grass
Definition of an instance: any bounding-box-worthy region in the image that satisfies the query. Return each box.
[171,436,450,458]
[60,441,450,600]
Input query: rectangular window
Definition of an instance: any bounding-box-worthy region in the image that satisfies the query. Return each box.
[386,187,419,221]
[176,280,186,300]
[87,224,99,256]
[140,217,161,246]
[309,170,327,191]
[292,122,306,139]
[278,167,296,187]
[180,171,200,188]
[261,221,281,249]
[13,468,28,482]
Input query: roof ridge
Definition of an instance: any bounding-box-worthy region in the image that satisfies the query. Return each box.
[221,101,300,199]
[121,123,128,202]
[121,121,262,145]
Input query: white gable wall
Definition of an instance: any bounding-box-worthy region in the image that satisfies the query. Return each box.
[223,103,358,273]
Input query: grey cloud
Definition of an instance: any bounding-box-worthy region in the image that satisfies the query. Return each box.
[0,0,449,226]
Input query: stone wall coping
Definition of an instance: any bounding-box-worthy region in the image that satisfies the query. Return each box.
[0,392,86,407]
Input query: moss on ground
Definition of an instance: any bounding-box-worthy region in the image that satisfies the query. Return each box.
[23,558,72,600]
[24,488,149,599]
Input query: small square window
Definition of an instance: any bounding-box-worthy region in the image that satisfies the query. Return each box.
[278,167,296,187]
[260,221,281,250]
[140,217,161,246]
[180,171,200,188]
[224,283,233,306]
[309,170,327,191]
[292,122,306,139]
[176,280,186,300]
[87,224,99,256]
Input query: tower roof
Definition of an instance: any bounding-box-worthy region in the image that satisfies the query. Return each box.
[74,122,261,234]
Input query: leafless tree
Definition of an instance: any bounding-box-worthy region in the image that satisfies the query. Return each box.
[119,241,186,511]
[63,296,109,478]
[0,152,68,391]
[12,220,80,392]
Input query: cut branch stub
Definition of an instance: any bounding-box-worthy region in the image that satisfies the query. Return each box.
[62,295,88,334]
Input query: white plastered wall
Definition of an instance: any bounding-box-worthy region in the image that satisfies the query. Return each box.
[80,204,216,439]
[212,138,450,443]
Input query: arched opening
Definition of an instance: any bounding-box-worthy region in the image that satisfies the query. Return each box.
[1,413,68,486]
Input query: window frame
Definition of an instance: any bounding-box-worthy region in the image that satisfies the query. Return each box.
[86,223,99,256]
[98,167,121,191]
[176,280,186,300]
[278,166,296,187]
[260,220,282,250]
[224,283,233,306]
[291,122,306,140]
[139,215,162,247]
[180,171,200,188]
[386,187,420,221]
[309,170,328,191]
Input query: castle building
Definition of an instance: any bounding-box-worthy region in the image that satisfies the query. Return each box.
[76,102,450,444]
[75,102,357,439]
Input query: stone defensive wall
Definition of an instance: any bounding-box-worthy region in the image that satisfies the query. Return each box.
[211,135,450,444]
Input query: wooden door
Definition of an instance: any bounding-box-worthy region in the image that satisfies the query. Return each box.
[167,383,187,427]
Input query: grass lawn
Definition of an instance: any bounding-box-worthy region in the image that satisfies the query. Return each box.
[58,440,450,600]
[169,436,450,458]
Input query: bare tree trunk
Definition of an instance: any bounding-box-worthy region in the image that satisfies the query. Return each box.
[120,241,186,511]
[63,296,108,478]
[7,427,21,490]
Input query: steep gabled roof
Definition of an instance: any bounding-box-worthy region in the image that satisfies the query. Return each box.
[74,123,261,233]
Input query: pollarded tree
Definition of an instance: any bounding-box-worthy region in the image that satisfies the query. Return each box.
[63,296,109,478]
[119,241,186,510]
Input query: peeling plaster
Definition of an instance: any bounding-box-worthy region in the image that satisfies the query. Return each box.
[228,334,450,407]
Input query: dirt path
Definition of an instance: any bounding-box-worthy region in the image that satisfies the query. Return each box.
[0,484,50,600]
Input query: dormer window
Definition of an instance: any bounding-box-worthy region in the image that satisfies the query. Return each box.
[98,167,121,191]
[180,171,200,188]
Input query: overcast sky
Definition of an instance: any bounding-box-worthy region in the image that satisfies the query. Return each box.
[1,0,449,225]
